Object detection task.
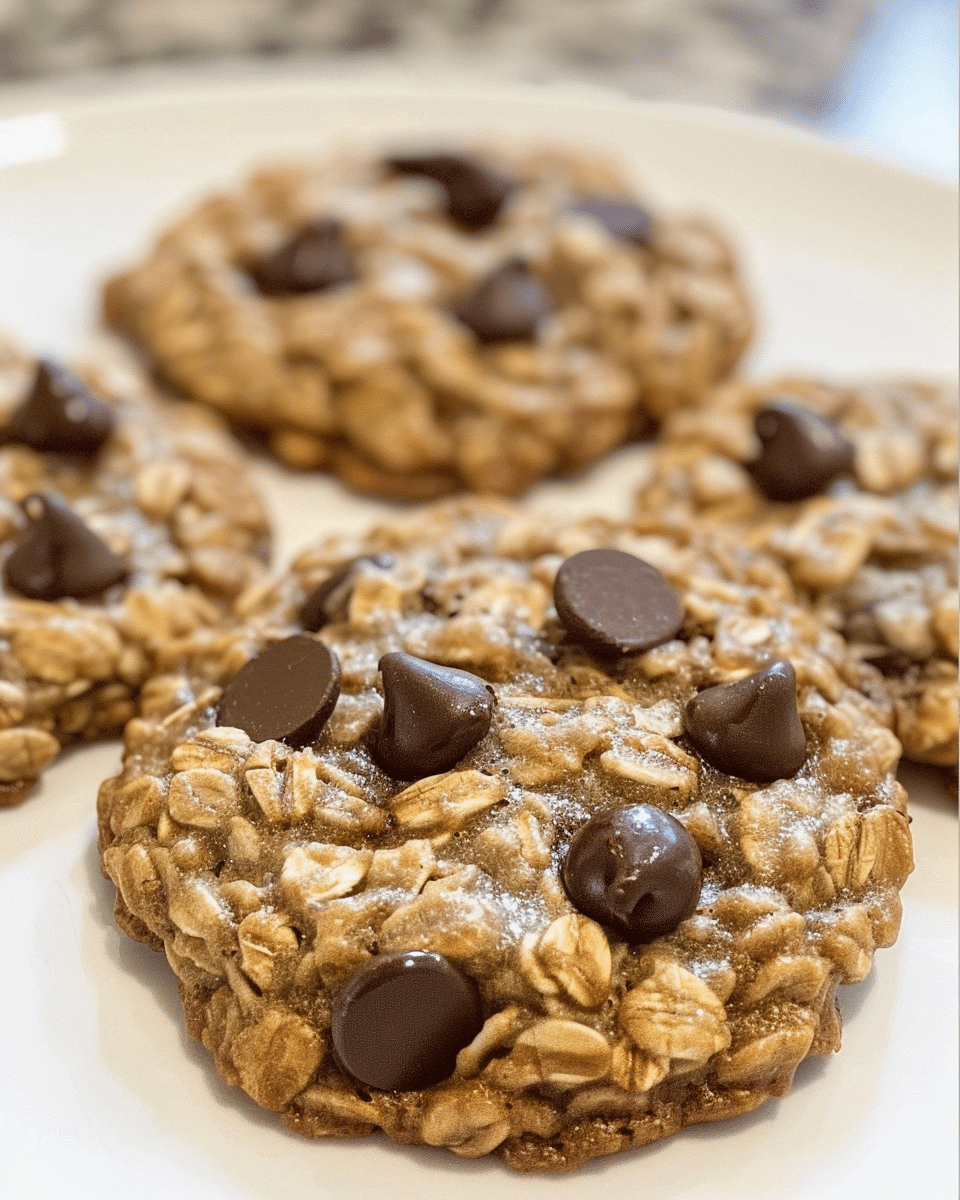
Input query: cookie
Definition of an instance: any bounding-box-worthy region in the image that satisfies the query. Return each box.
[103,145,753,498]
[97,500,911,1172]
[633,377,959,767]
[0,336,271,803]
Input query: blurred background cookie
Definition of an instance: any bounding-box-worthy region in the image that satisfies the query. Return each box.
[0,334,271,803]
[103,145,752,497]
[633,376,958,766]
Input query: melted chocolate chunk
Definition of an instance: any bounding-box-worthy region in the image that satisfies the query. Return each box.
[749,400,855,502]
[571,197,654,248]
[2,360,114,455]
[374,651,494,781]
[562,805,702,943]
[332,950,482,1091]
[3,492,126,600]
[216,634,341,747]
[387,153,515,230]
[553,547,683,656]
[684,658,807,783]
[299,553,396,632]
[453,259,552,344]
[251,219,355,296]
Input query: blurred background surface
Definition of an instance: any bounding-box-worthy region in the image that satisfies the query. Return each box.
[0,0,955,179]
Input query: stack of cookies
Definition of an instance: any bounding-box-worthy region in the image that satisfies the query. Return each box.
[2,144,954,1173]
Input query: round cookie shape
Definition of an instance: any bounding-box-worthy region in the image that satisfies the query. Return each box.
[387,153,515,230]
[102,145,754,494]
[98,501,912,1172]
[250,219,356,296]
[374,651,494,781]
[1,359,114,454]
[553,547,683,655]
[749,400,854,501]
[562,804,702,943]
[217,634,341,747]
[332,951,482,1091]
[4,492,126,600]
[0,336,271,805]
[684,659,807,784]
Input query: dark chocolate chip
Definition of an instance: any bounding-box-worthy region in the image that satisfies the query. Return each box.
[684,658,807,783]
[299,553,395,632]
[374,651,494,781]
[3,492,126,600]
[553,547,683,656]
[453,259,552,344]
[332,950,482,1091]
[216,633,341,747]
[1,359,114,455]
[387,153,515,230]
[571,197,654,248]
[562,804,702,944]
[250,219,356,296]
[748,400,855,502]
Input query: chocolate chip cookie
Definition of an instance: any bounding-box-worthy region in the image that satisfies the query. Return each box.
[103,146,753,498]
[633,377,959,767]
[98,500,911,1171]
[0,336,271,803]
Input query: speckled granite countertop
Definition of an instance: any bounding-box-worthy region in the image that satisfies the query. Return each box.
[0,0,882,121]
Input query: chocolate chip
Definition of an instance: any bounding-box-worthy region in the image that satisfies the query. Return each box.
[1,360,114,455]
[387,153,515,230]
[374,651,494,781]
[250,219,355,296]
[216,634,341,747]
[453,259,552,344]
[299,553,395,632]
[553,547,683,656]
[684,658,807,783]
[748,400,855,502]
[3,492,126,600]
[562,805,702,943]
[571,197,654,248]
[332,950,482,1091]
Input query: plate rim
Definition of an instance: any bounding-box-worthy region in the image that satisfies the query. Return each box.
[0,64,956,199]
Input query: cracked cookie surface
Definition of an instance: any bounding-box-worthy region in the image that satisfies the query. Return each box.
[98,500,910,1171]
[633,377,959,767]
[103,145,752,498]
[0,336,271,803]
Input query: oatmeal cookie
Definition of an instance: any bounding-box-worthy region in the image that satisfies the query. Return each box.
[98,500,910,1172]
[103,146,752,498]
[0,336,271,803]
[633,377,959,767]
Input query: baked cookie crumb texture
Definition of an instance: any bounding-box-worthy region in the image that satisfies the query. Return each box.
[98,501,912,1171]
[634,377,959,767]
[103,146,753,498]
[0,335,271,803]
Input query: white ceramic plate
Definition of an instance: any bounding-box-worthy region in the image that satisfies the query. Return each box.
[0,74,956,1200]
